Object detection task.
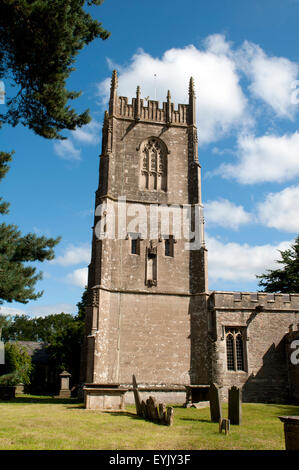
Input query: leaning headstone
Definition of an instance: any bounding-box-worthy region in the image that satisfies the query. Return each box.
[165,407,174,426]
[219,418,230,435]
[148,396,158,422]
[209,383,222,423]
[228,386,242,425]
[138,396,174,426]
[140,400,148,419]
[158,403,166,423]
[132,375,142,416]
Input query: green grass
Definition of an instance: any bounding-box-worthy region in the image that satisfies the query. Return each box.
[0,395,297,450]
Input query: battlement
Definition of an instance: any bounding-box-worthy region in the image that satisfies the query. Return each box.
[208,291,299,311]
[286,322,299,337]
[107,70,196,127]
[115,96,189,125]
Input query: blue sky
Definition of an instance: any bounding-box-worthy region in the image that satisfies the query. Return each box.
[1,0,299,317]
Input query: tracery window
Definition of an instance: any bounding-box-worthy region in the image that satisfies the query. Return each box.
[225,328,245,371]
[140,138,167,191]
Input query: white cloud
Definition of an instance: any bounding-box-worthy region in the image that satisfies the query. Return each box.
[98,35,249,145]
[258,185,299,232]
[53,119,100,161]
[52,244,90,267]
[0,303,76,317]
[237,41,298,119]
[66,268,88,288]
[207,235,291,282]
[29,304,76,317]
[53,139,81,161]
[72,120,101,145]
[204,198,252,230]
[0,306,27,316]
[219,132,299,184]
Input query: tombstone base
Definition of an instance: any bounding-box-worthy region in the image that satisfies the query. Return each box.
[279,416,299,450]
[84,384,128,410]
[58,389,71,398]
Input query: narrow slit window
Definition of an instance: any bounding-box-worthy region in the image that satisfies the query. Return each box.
[226,333,234,371]
[164,235,174,257]
[130,235,140,255]
[236,334,244,371]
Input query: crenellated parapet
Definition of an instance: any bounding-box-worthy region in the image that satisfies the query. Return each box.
[116,95,189,125]
[108,70,193,127]
[208,291,299,312]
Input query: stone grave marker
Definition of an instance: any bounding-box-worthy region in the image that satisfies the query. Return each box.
[228,386,242,425]
[132,375,142,416]
[166,407,174,426]
[58,370,71,398]
[158,403,166,422]
[219,418,230,435]
[209,383,222,423]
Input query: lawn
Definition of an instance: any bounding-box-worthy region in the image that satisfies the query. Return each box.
[0,395,297,450]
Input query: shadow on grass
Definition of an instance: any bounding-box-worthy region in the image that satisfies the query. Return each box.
[265,404,299,416]
[1,395,83,405]
[101,411,141,420]
[180,417,212,424]
[101,411,172,426]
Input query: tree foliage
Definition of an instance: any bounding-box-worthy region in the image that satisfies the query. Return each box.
[0,152,61,304]
[0,288,87,384]
[0,342,33,385]
[0,0,110,139]
[1,312,76,342]
[257,236,299,293]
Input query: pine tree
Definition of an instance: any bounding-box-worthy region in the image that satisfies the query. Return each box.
[0,0,110,139]
[0,1,109,302]
[0,152,60,304]
[257,236,299,293]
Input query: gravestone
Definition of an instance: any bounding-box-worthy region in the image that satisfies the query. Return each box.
[219,418,230,435]
[228,386,242,425]
[132,375,142,416]
[209,383,222,423]
[166,407,174,426]
[58,370,71,398]
[158,403,166,422]
[279,416,299,450]
[141,400,148,419]
[148,396,159,422]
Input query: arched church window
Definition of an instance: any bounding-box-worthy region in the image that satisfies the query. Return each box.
[225,328,245,371]
[140,138,167,191]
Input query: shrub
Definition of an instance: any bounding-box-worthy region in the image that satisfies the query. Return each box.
[0,343,32,386]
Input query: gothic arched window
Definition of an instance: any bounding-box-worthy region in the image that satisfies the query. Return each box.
[140,138,167,191]
[225,328,245,371]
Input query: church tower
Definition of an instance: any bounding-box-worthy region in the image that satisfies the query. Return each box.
[82,71,209,406]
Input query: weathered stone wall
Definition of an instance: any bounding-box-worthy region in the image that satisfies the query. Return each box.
[285,327,299,404]
[125,390,186,405]
[209,292,299,403]
[81,72,299,409]
[82,73,208,396]
[91,290,209,386]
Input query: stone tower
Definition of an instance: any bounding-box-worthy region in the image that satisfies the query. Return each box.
[81,71,209,405]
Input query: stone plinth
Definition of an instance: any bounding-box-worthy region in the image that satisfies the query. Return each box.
[58,370,71,398]
[279,416,299,450]
[84,384,128,410]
